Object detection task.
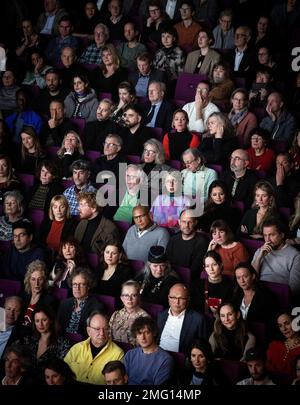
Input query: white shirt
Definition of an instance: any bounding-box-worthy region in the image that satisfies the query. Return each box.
[183,101,220,133]
[234,48,244,71]
[40,15,55,35]
[165,0,177,19]
[159,309,185,352]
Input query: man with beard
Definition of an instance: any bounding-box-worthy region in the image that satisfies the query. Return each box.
[82,99,119,152]
[237,348,275,385]
[34,69,69,116]
[120,104,152,156]
[221,148,257,209]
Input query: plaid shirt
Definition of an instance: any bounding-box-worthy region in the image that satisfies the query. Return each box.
[63,183,97,215]
[78,43,103,65]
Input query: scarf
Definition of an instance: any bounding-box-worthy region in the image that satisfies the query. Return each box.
[228,107,248,127]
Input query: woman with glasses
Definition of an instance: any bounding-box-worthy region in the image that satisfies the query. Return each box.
[136,245,179,307]
[109,280,149,345]
[94,243,133,298]
[246,127,275,174]
[228,88,257,147]
[57,267,104,338]
[150,169,191,230]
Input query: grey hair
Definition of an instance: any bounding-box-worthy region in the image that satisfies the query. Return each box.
[105,133,123,148]
[182,148,205,164]
[142,138,165,164]
[148,81,166,93]
[126,164,147,183]
[3,190,25,217]
[94,23,110,40]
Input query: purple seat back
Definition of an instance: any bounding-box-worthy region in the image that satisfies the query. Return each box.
[141,301,164,319]
[174,73,208,103]
[173,265,191,287]
[215,359,249,385]
[52,287,68,301]
[87,253,99,269]
[261,280,292,311]
[93,294,117,317]
[240,238,264,258]
[0,279,22,306]
[169,160,181,170]
[85,150,101,164]
[28,209,45,229]
[69,118,86,135]
[127,155,141,164]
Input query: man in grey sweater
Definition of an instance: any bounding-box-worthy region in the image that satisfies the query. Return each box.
[252,218,300,300]
[123,205,170,263]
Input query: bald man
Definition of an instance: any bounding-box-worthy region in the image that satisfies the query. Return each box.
[221,148,258,209]
[157,283,207,353]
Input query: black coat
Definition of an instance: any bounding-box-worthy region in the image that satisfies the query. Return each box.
[141,99,174,132]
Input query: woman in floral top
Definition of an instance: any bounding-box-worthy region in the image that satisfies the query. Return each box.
[109,280,149,345]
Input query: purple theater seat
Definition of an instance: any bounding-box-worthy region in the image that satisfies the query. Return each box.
[173,265,191,287]
[85,150,101,164]
[51,287,68,301]
[93,294,117,317]
[261,280,292,311]
[174,72,208,103]
[28,208,45,229]
[87,252,99,269]
[240,238,264,258]
[0,279,22,306]
[127,155,141,164]
[141,301,164,319]
[69,118,86,135]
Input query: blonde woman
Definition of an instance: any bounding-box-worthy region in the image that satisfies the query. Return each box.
[19,125,45,174]
[109,280,149,345]
[39,194,77,251]
[91,44,127,101]
[240,180,279,239]
[57,131,84,179]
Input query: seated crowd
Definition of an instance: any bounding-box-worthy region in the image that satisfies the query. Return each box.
[0,0,300,387]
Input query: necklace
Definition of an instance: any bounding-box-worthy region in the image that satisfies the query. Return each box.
[283,336,300,360]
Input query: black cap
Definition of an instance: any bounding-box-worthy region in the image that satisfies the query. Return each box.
[148,246,167,263]
[12,219,34,235]
[244,347,266,362]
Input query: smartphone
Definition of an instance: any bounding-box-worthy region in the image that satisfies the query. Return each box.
[207,297,222,307]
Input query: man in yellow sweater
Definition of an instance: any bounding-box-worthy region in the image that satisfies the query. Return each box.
[64,311,124,385]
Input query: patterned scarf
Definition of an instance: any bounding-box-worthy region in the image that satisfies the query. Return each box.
[228,107,248,127]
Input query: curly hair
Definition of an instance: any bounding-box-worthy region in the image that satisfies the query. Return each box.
[24,260,48,295]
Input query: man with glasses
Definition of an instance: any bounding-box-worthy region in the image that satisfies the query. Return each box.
[174,1,202,51]
[212,9,235,50]
[64,311,124,385]
[157,283,207,353]
[78,23,109,65]
[123,205,170,263]
[93,134,126,184]
[1,220,44,282]
[221,149,258,209]
[226,25,254,81]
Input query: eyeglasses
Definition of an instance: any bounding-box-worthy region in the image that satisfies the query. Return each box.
[72,283,87,288]
[133,213,147,220]
[183,158,197,166]
[121,294,139,299]
[143,149,156,155]
[169,296,188,302]
[103,142,119,148]
[13,232,28,239]
[251,136,262,141]
[88,325,109,333]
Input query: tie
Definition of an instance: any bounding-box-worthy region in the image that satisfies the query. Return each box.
[145,104,156,126]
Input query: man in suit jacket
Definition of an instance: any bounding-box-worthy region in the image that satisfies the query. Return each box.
[141,81,174,132]
[226,26,254,83]
[157,283,207,354]
[129,53,166,98]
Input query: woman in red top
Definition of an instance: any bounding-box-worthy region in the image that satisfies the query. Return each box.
[247,127,275,174]
[267,312,300,379]
[163,109,200,161]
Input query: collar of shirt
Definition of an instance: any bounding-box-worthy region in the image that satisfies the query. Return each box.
[168,308,186,319]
